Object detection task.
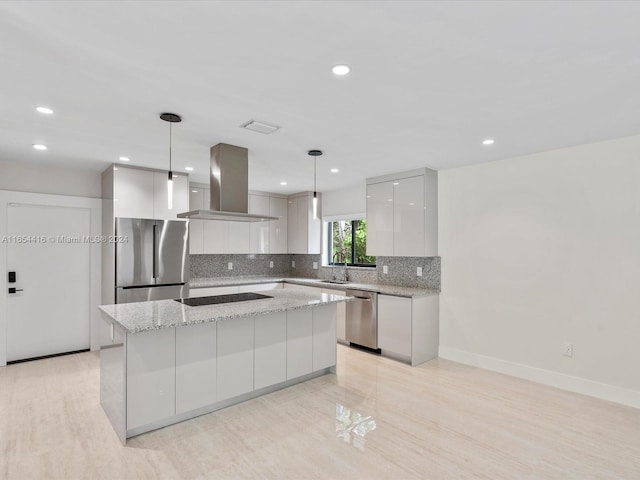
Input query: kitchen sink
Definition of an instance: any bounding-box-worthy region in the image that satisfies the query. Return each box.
[320,280,349,285]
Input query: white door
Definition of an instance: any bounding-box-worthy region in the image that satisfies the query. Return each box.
[6,203,91,362]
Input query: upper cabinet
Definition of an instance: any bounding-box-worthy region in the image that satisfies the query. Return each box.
[287,193,321,254]
[111,166,189,220]
[189,186,287,255]
[366,168,437,257]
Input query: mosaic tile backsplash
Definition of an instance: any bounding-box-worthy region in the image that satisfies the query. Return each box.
[190,254,440,291]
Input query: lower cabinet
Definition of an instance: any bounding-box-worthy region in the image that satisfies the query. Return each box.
[176,322,217,415]
[126,328,176,431]
[254,312,287,390]
[323,288,346,344]
[377,294,439,366]
[286,309,313,379]
[217,316,254,401]
[312,304,337,370]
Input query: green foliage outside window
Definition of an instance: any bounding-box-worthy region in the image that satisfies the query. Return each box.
[330,220,376,266]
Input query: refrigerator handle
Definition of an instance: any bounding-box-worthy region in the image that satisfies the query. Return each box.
[152,223,157,279]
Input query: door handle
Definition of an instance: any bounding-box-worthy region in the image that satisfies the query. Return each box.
[8,288,24,294]
[152,224,157,279]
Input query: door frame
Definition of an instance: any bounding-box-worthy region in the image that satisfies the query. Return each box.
[0,190,102,366]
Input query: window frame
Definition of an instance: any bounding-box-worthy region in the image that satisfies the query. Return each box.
[327,219,376,267]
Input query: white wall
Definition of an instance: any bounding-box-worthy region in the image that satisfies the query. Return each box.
[0,159,102,198]
[321,182,366,220]
[438,134,640,408]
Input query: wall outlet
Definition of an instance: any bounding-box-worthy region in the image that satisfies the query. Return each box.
[383,265,388,274]
[227,262,233,270]
[417,266,423,277]
[292,261,296,268]
[563,342,573,357]
[313,261,318,269]
[269,261,274,268]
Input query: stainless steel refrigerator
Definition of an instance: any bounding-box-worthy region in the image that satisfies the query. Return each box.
[115,218,189,304]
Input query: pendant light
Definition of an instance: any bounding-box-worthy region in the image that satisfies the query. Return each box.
[308,149,322,219]
[160,113,182,210]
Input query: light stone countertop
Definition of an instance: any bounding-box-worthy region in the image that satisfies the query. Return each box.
[189,276,439,298]
[99,289,350,334]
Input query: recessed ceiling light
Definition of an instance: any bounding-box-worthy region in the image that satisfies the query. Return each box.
[185,166,194,171]
[32,144,47,150]
[192,190,198,193]
[482,138,495,145]
[119,156,130,162]
[35,106,54,115]
[280,181,287,186]
[332,64,351,76]
[330,168,339,173]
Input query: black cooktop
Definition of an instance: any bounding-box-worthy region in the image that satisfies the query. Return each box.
[175,292,273,307]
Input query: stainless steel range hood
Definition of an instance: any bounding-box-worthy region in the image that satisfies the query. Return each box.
[178,143,278,222]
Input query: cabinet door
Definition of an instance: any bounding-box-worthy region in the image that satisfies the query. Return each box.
[126,328,176,430]
[176,322,216,414]
[323,288,346,343]
[249,194,270,254]
[286,309,312,380]
[227,222,251,253]
[189,187,207,254]
[217,317,254,401]
[154,172,189,220]
[393,175,425,256]
[189,187,206,210]
[203,220,229,254]
[296,196,309,254]
[366,181,394,256]
[254,312,287,390]
[113,167,154,219]
[378,295,412,360]
[269,197,288,254]
[287,198,300,253]
[312,304,337,371]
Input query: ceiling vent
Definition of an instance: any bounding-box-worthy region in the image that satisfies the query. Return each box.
[240,119,281,135]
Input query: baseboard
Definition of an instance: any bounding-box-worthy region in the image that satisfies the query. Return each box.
[438,346,640,410]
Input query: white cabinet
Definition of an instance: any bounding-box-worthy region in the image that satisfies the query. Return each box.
[126,328,176,430]
[227,222,251,253]
[377,294,439,366]
[217,317,254,401]
[269,197,288,254]
[113,167,154,219]
[188,186,208,254]
[254,312,287,390]
[366,181,394,256]
[153,172,189,220]
[249,194,270,254]
[312,304,337,371]
[286,309,313,380]
[366,168,437,257]
[111,166,188,220]
[203,220,229,254]
[176,322,216,414]
[378,295,412,360]
[323,288,346,344]
[287,193,321,254]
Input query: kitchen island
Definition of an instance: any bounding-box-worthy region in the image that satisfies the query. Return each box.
[99,289,349,443]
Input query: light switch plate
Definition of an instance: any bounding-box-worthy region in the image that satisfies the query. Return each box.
[228,262,233,270]
[292,261,296,268]
[383,265,388,274]
[313,262,318,269]
[417,267,423,277]
[269,261,274,268]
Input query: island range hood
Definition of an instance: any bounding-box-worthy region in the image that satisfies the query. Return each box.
[178,143,278,222]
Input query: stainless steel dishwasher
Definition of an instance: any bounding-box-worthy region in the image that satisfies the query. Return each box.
[345,289,379,350]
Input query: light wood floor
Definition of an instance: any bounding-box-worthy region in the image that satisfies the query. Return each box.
[1,345,639,479]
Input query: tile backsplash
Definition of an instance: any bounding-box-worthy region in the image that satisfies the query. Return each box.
[190,254,440,291]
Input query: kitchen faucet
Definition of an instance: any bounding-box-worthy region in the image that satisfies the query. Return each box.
[332,249,349,282]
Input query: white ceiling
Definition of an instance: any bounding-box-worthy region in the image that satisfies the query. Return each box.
[2,1,640,194]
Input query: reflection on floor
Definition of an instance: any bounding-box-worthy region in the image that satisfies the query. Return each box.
[1,345,639,479]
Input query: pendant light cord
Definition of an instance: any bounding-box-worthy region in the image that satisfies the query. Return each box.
[169,121,172,173]
[314,156,317,193]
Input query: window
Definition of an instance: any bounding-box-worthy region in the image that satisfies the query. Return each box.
[328,219,376,267]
